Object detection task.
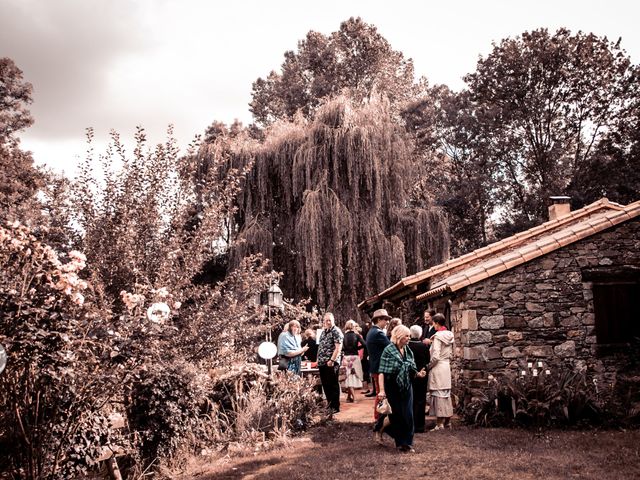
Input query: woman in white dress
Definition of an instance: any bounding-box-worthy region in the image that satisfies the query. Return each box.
[428,313,455,430]
[342,319,365,402]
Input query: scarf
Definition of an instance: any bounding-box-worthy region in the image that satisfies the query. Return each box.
[380,343,416,393]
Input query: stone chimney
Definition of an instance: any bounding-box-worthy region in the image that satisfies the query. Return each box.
[548,196,571,221]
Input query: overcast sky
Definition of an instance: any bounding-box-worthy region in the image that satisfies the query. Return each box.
[2,0,639,175]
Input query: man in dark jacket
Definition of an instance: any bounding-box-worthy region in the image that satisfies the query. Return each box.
[365,308,391,419]
[421,309,437,344]
[408,325,429,432]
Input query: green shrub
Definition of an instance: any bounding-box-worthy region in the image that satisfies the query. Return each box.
[208,363,323,444]
[125,361,324,468]
[126,360,214,465]
[462,362,601,428]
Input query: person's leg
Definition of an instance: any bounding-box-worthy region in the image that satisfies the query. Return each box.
[373,413,386,432]
[399,388,415,447]
[371,375,381,420]
[362,358,370,392]
[326,364,341,412]
[384,387,413,448]
[412,379,426,432]
[365,371,377,397]
[318,365,334,410]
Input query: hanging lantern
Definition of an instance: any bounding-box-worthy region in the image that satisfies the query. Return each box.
[267,283,283,310]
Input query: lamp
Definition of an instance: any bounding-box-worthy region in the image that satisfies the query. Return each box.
[260,278,284,375]
[0,344,7,375]
[267,282,283,310]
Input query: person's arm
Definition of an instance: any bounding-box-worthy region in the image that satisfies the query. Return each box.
[327,340,342,366]
[286,345,309,357]
[282,334,308,357]
[378,373,386,397]
[428,336,441,369]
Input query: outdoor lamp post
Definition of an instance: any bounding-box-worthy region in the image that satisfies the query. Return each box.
[260,280,284,374]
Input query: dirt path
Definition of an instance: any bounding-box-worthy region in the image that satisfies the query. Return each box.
[181,391,640,480]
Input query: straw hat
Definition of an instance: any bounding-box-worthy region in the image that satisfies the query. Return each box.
[371,308,391,321]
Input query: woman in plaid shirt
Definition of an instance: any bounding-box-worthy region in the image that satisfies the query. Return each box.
[374,324,426,452]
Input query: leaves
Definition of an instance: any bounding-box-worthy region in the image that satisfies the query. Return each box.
[461,365,602,429]
[250,17,423,126]
[464,28,635,230]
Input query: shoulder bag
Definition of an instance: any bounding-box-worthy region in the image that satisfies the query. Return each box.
[278,356,290,371]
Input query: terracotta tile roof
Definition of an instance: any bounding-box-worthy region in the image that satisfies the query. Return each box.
[415,199,640,301]
[358,198,625,310]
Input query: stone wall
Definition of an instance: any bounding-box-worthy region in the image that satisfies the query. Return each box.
[448,217,640,392]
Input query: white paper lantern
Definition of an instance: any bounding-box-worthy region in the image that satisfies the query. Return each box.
[258,341,277,360]
[147,302,170,324]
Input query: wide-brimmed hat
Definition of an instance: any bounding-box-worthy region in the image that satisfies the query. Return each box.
[371,308,391,322]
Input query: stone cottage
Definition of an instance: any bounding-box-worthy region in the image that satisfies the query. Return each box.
[359,197,640,392]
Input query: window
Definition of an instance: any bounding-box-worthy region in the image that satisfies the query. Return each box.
[584,266,640,349]
[592,282,640,345]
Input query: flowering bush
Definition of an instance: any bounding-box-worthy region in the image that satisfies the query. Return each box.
[0,222,123,479]
[0,127,324,478]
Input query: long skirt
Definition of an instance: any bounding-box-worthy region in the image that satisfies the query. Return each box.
[429,389,453,417]
[343,355,363,388]
[378,377,414,448]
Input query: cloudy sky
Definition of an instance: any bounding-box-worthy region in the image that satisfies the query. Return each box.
[2,0,639,175]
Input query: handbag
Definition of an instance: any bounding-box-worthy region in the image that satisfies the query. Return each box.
[376,397,392,415]
[277,356,290,371]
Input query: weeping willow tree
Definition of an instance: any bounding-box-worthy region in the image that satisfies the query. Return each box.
[231,96,449,318]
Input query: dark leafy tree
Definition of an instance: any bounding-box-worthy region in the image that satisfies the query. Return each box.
[250,17,422,126]
[0,57,34,142]
[464,28,636,234]
[405,86,501,255]
[568,65,640,206]
[0,58,44,224]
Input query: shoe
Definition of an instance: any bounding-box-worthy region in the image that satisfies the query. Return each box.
[374,431,384,445]
[361,390,371,395]
[398,445,416,453]
[430,425,443,431]
[346,396,354,403]
[364,392,377,397]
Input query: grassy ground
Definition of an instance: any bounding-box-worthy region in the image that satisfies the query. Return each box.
[180,422,640,480]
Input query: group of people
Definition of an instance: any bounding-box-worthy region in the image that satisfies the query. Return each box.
[275,308,454,453]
